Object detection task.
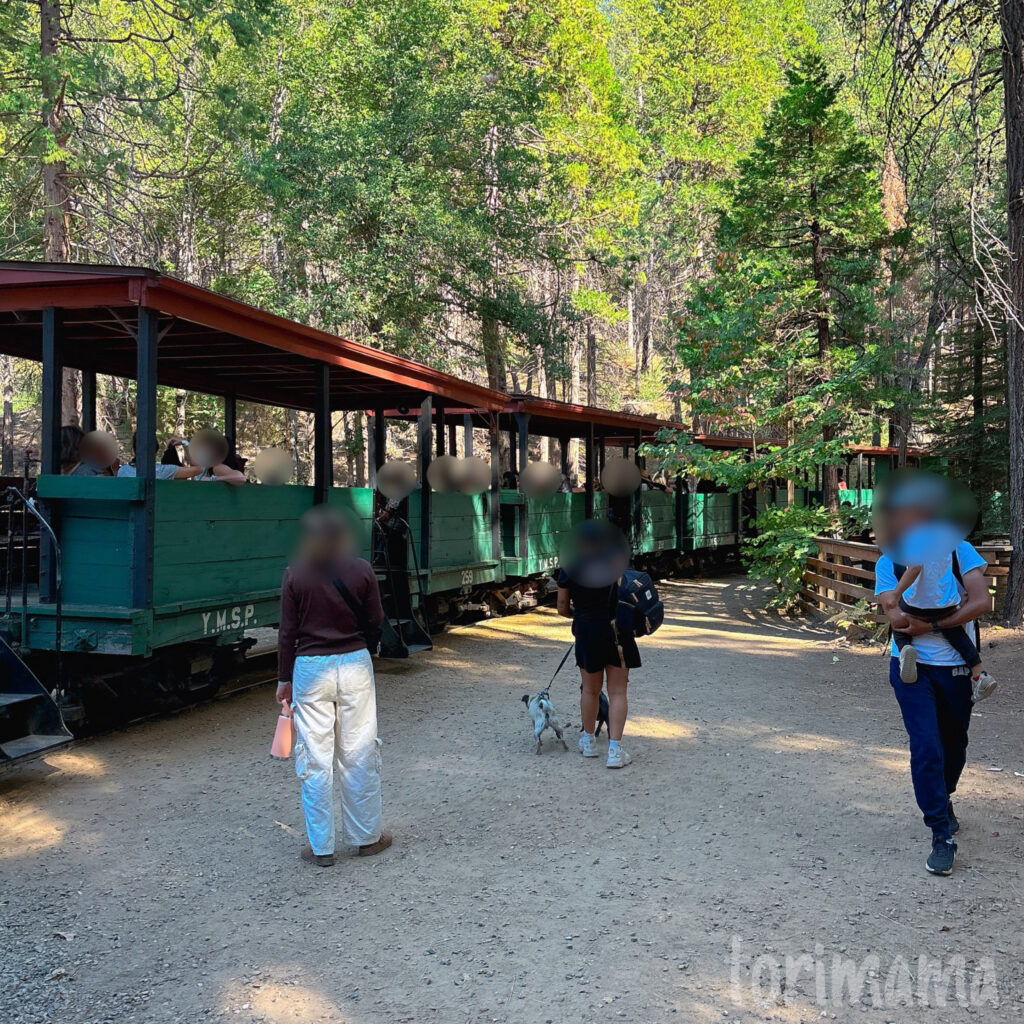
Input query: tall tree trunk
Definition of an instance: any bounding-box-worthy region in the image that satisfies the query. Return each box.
[809,211,838,513]
[1,356,14,474]
[567,337,582,481]
[1002,0,1024,621]
[354,411,367,487]
[586,324,597,407]
[40,0,82,425]
[175,389,188,436]
[970,296,986,495]
[40,0,71,262]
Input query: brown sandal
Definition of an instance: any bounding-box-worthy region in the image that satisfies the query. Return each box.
[300,844,336,867]
[358,830,394,857]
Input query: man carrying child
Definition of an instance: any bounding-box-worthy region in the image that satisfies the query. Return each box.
[873,472,996,877]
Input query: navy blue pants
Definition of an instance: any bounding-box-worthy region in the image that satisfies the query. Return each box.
[889,657,973,841]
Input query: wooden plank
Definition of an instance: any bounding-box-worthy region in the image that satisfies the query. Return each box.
[800,588,860,613]
[813,537,877,561]
[803,570,875,603]
[806,556,875,582]
[37,474,143,501]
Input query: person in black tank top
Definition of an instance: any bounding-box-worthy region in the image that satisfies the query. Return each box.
[555,523,638,769]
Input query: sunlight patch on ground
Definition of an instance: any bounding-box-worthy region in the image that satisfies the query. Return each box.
[628,714,697,740]
[47,749,108,777]
[0,804,64,857]
[223,981,347,1023]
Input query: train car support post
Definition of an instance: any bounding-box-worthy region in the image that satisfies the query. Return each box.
[313,364,332,505]
[39,307,64,603]
[418,397,432,569]
[81,371,97,432]
[132,307,159,610]
[489,422,501,561]
[515,412,529,561]
[367,407,386,489]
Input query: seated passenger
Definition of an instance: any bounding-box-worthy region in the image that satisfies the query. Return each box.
[185,428,246,485]
[60,424,85,474]
[69,431,119,476]
[160,437,184,466]
[117,433,204,479]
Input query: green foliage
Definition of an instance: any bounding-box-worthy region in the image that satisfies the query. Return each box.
[664,52,894,503]
[742,504,834,610]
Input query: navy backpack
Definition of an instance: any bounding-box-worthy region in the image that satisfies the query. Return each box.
[614,570,664,638]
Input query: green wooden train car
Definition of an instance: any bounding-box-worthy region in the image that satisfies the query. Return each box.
[0,262,902,764]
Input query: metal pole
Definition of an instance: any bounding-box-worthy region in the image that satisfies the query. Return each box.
[463,414,474,457]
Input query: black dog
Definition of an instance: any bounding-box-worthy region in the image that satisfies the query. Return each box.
[579,686,610,737]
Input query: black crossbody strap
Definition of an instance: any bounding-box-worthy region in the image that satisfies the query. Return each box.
[332,576,369,638]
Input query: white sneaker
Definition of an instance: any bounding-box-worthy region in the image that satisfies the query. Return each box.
[972,671,997,703]
[899,645,918,683]
[578,732,598,758]
[606,745,631,769]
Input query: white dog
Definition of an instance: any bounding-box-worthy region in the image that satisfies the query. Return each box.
[521,689,569,754]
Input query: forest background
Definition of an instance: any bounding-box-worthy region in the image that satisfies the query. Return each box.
[2,0,1023,612]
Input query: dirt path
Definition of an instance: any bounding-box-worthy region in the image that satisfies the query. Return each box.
[2,576,1023,1024]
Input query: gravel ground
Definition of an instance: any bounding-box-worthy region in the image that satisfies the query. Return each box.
[2,575,1023,1024]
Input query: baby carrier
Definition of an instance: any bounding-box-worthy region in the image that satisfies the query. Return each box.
[891,551,981,650]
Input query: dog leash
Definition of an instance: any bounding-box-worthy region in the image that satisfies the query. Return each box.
[545,643,575,692]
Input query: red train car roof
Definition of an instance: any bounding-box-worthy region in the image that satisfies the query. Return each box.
[0,261,507,412]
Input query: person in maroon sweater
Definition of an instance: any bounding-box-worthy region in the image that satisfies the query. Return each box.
[276,506,390,866]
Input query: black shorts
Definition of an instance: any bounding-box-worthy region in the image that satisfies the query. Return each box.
[572,616,641,673]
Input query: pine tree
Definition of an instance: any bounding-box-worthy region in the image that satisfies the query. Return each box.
[669,52,893,511]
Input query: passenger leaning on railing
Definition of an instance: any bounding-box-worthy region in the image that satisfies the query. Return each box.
[117,433,204,480]
[181,428,246,485]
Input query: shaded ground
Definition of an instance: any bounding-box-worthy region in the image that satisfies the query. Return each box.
[2,576,1023,1024]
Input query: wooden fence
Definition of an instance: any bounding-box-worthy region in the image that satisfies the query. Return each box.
[801,537,1011,620]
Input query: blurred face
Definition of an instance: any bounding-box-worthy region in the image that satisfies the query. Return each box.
[295,508,355,565]
[873,470,978,556]
[80,431,118,471]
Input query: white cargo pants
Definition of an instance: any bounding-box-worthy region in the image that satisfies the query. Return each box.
[292,649,382,855]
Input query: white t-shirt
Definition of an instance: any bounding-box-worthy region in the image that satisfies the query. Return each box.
[875,541,986,665]
[888,521,963,608]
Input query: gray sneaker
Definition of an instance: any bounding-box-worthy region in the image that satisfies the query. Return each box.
[971,671,997,703]
[578,732,599,758]
[899,645,918,683]
[606,745,631,769]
